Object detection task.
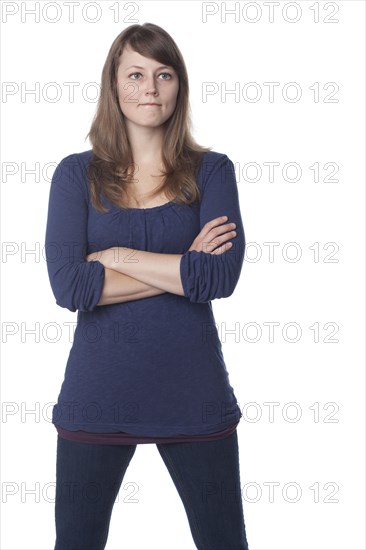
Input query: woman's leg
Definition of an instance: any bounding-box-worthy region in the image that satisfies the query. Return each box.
[54,435,137,550]
[156,430,249,550]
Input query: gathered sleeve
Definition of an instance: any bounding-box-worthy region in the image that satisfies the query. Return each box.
[179,154,245,303]
[44,154,105,312]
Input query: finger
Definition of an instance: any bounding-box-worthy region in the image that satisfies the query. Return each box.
[207,225,236,243]
[214,242,233,255]
[208,230,236,251]
[201,216,229,239]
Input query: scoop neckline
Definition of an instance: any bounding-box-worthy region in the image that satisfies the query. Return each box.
[119,200,176,213]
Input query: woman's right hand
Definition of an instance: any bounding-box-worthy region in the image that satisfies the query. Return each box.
[188,216,237,255]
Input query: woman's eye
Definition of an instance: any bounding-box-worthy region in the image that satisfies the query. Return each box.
[159,72,172,80]
[129,72,142,80]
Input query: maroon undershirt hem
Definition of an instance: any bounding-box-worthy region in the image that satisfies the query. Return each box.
[55,421,239,445]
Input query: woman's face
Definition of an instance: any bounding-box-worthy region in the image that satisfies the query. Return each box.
[116,45,179,131]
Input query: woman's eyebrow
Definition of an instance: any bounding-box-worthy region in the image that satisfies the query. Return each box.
[125,65,173,71]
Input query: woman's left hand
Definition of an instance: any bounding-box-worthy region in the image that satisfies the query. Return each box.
[85,247,121,269]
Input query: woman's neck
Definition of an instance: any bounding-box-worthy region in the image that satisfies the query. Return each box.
[126,123,165,167]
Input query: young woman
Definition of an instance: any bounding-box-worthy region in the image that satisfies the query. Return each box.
[45,22,249,550]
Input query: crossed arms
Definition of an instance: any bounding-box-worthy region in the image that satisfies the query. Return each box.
[86,211,237,305]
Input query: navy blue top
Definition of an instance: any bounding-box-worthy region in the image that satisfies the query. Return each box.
[45,150,245,437]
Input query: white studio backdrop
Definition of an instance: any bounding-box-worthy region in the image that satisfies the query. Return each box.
[1,1,365,549]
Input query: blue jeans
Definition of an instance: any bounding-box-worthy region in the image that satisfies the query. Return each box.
[54,430,249,549]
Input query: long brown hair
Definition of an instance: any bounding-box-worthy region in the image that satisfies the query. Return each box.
[85,22,212,212]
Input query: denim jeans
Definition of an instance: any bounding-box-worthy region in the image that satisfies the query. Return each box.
[54,430,249,550]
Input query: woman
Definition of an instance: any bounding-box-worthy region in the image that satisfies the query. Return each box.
[45,22,249,550]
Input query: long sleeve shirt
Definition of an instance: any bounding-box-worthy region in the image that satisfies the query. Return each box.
[45,149,245,442]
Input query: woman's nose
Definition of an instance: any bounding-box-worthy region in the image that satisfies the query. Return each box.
[143,75,158,95]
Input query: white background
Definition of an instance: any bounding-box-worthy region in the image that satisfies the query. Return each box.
[1,1,365,549]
